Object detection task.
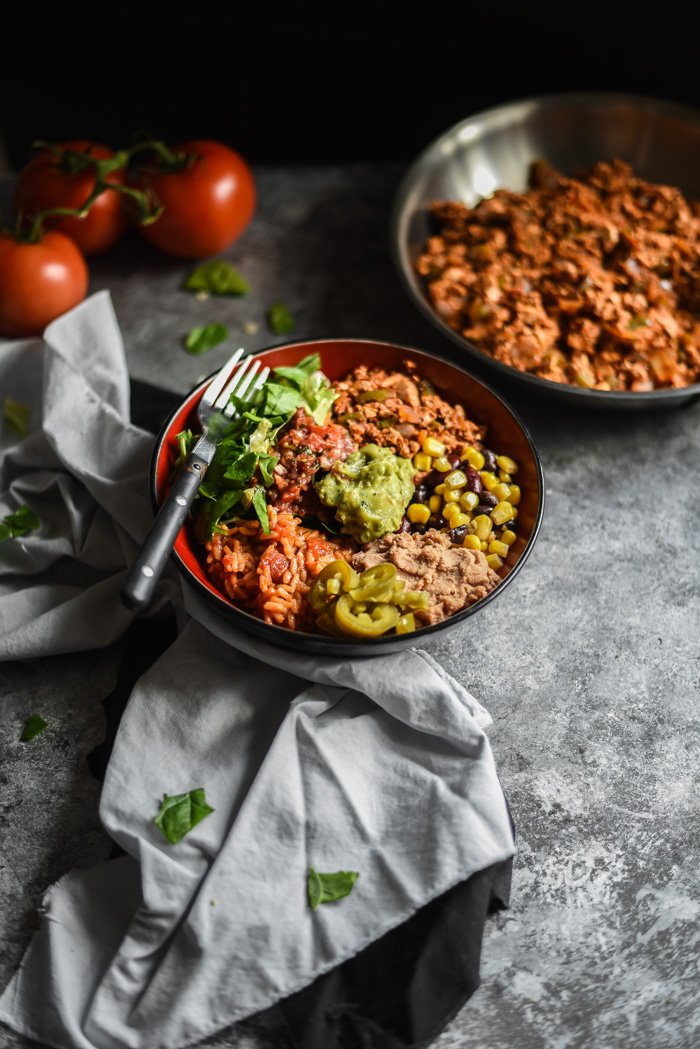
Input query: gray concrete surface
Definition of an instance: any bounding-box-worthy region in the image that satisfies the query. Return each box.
[1,166,699,1049]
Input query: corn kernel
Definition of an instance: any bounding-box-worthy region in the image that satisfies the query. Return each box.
[492,482,511,501]
[480,540,489,551]
[444,469,467,489]
[413,452,432,472]
[459,491,480,512]
[479,470,498,492]
[434,456,452,473]
[443,502,462,524]
[487,531,496,544]
[499,471,512,483]
[463,534,482,550]
[471,514,492,540]
[486,553,504,569]
[501,529,517,546]
[422,436,445,457]
[489,539,509,558]
[407,503,430,525]
[510,507,518,519]
[491,501,514,525]
[450,512,470,527]
[496,455,518,475]
[463,447,485,470]
[507,484,521,506]
[434,483,447,495]
[443,488,461,503]
[429,494,442,513]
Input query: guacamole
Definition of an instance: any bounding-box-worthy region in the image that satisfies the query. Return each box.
[315,444,415,544]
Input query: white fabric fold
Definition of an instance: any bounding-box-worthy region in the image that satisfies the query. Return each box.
[0,294,515,1049]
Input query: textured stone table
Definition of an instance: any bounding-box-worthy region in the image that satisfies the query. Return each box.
[1,166,698,1049]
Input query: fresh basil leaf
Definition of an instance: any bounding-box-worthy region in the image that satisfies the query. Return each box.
[263,383,304,417]
[20,714,48,742]
[184,261,250,296]
[0,505,40,542]
[257,453,279,485]
[197,480,219,501]
[224,451,257,483]
[268,302,294,335]
[184,324,229,356]
[176,428,195,461]
[272,355,321,389]
[4,398,30,438]
[251,487,270,534]
[307,867,358,911]
[154,788,214,845]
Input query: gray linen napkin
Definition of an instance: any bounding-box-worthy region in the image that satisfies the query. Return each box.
[0,293,515,1049]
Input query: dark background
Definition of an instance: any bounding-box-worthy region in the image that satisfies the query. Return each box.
[2,5,696,169]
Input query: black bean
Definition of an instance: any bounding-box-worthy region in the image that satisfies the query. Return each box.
[447,454,461,469]
[474,504,495,516]
[465,468,483,494]
[411,523,427,535]
[449,525,468,544]
[425,468,443,487]
[399,517,411,533]
[482,449,498,472]
[429,513,447,530]
[479,491,498,508]
[413,484,429,504]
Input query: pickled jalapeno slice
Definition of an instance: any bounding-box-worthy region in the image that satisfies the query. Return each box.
[334,594,400,637]
[351,562,398,602]
[309,560,360,612]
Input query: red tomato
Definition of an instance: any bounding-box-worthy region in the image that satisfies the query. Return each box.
[136,140,256,258]
[15,141,127,255]
[0,231,89,337]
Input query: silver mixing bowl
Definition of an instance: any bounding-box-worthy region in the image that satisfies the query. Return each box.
[392,93,700,409]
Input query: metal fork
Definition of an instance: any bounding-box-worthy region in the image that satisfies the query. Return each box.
[121,349,270,611]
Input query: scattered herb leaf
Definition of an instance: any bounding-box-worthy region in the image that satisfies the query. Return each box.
[268,302,295,335]
[308,867,359,911]
[628,314,649,330]
[184,261,250,296]
[184,324,229,356]
[154,788,214,845]
[0,505,40,543]
[4,398,30,438]
[20,714,48,742]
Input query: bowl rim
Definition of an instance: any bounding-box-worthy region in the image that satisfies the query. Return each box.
[150,336,546,649]
[391,90,700,406]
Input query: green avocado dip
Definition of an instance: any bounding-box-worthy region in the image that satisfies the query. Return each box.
[315,444,415,544]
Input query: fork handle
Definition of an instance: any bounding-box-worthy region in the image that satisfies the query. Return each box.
[121,452,210,611]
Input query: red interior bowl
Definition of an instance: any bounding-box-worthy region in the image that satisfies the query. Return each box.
[152,338,545,655]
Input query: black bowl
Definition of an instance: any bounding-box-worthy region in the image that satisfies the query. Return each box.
[152,338,545,655]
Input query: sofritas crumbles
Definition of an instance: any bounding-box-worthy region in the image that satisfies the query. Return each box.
[418,159,700,391]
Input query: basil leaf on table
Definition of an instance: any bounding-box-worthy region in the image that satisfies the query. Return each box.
[268,302,295,335]
[307,867,359,911]
[0,505,40,543]
[4,397,30,438]
[184,324,229,356]
[20,714,48,742]
[184,260,250,296]
[154,788,215,845]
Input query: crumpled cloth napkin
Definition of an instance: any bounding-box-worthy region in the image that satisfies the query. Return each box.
[0,292,515,1049]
